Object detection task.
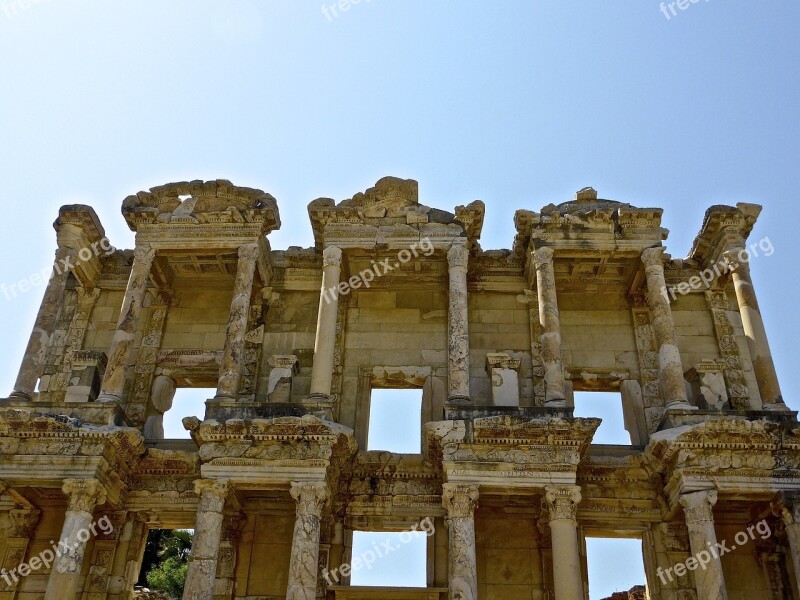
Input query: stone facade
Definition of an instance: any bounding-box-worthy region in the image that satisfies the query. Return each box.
[0,177,797,600]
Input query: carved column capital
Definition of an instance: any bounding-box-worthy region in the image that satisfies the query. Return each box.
[543,485,582,522]
[720,247,752,276]
[222,512,247,542]
[132,243,156,263]
[442,483,480,519]
[532,246,555,268]
[447,242,469,271]
[238,242,260,262]
[641,246,666,268]
[680,489,718,525]
[194,479,231,514]
[322,245,343,268]
[0,480,8,496]
[62,478,107,513]
[774,493,800,526]
[8,508,41,538]
[290,481,330,519]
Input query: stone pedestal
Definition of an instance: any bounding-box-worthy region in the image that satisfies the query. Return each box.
[183,480,231,600]
[543,486,583,600]
[310,246,342,400]
[216,243,260,401]
[484,353,521,407]
[11,247,75,399]
[641,248,694,411]
[98,244,156,403]
[442,484,479,600]
[447,242,471,403]
[533,248,565,405]
[723,248,787,410]
[44,479,107,600]
[680,490,727,600]
[286,481,329,600]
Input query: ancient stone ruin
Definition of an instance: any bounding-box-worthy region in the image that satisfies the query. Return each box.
[1,177,798,599]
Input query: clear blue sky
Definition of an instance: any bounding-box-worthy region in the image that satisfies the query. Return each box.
[1,1,797,597]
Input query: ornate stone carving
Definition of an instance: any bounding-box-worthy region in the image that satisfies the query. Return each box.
[442,484,479,519]
[543,485,581,522]
[63,478,107,513]
[290,481,330,519]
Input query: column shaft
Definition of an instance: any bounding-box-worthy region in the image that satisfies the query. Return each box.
[543,486,583,600]
[98,245,156,402]
[11,248,74,398]
[533,248,565,404]
[442,484,479,600]
[310,246,342,399]
[44,479,107,600]
[642,247,693,410]
[286,481,329,600]
[447,243,471,402]
[216,243,260,400]
[723,248,785,409]
[182,480,230,600]
[680,490,727,600]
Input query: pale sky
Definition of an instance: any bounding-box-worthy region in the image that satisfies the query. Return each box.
[1,1,797,597]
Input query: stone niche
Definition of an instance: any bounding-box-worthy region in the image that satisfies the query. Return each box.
[65,351,107,403]
[484,353,521,407]
[685,360,729,410]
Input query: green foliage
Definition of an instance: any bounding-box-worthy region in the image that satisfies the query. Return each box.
[145,556,189,599]
[140,530,194,600]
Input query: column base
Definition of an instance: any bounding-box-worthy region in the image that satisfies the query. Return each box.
[544,399,567,408]
[95,393,122,404]
[764,402,791,412]
[666,401,698,411]
[307,392,331,402]
[8,390,32,400]
[214,395,236,402]
[446,395,471,406]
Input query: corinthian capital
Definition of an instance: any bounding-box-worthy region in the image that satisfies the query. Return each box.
[679,489,718,526]
[640,247,666,268]
[195,479,231,514]
[447,242,469,270]
[543,485,582,522]
[238,242,260,262]
[442,483,480,519]
[322,245,342,268]
[62,478,107,513]
[532,247,554,268]
[8,508,41,538]
[133,244,156,264]
[290,481,329,519]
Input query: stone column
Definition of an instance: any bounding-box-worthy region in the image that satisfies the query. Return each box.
[447,242,471,403]
[216,243,260,401]
[286,481,329,600]
[310,246,342,400]
[679,490,727,600]
[0,507,41,599]
[10,247,75,399]
[44,479,107,600]
[533,247,565,405]
[641,247,694,410]
[722,248,787,410]
[775,495,800,591]
[97,244,156,403]
[543,486,583,600]
[441,483,479,600]
[183,480,230,600]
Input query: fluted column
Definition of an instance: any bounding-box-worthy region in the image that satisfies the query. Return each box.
[442,484,479,600]
[97,244,156,403]
[680,490,727,600]
[543,486,583,600]
[310,246,342,400]
[44,479,107,600]
[182,480,230,600]
[533,248,565,404]
[641,247,694,410]
[721,248,786,410]
[216,243,260,400]
[286,481,329,600]
[10,248,75,399]
[447,242,471,403]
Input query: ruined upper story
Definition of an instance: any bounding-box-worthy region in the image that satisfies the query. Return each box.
[4,176,790,448]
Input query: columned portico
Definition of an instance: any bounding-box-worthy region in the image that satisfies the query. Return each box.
[679,489,727,600]
[447,242,471,403]
[44,478,108,600]
[641,247,694,410]
[216,242,260,400]
[532,247,565,405]
[722,247,787,410]
[286,481,329,600]
[543,485,583,600]
[441,483,479,600]
[97,244,156,403]
[183,480,231,600]
[310,246,343,400]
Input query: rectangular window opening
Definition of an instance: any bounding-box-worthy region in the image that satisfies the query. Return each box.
[573,391,632,445]
[346,530,427,587]
[137,528,195,595]
[585,536,647,600]
[161,387,214,439]
[367,388,423,453]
